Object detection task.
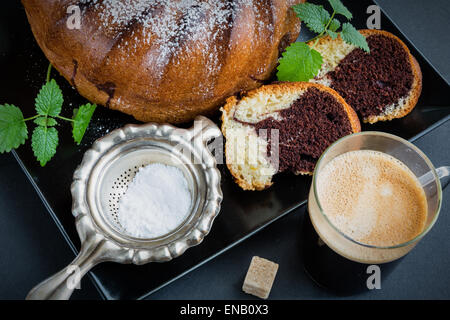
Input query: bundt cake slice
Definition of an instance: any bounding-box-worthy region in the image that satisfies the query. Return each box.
[309,29,422,123]
[221,82,360,191]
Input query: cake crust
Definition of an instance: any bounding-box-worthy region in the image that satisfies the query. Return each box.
[22,0,304,124]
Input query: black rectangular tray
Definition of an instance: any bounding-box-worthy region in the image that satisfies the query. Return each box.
[1,0,449,299]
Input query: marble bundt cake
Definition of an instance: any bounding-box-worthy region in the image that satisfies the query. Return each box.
[22,0,304,123]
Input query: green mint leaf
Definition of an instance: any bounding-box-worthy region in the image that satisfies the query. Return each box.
[72,108,79,119]
[340,23,370,52]
[327,30,339,39]
[31,126,58,166]
[35,79,63,117]
[293,3,330,34]
[277,42,323,82]
[328,0,352,20]
[329,18,341,32]
[0,104,28,153]
[72,103,97,145]
[34,117,58,127]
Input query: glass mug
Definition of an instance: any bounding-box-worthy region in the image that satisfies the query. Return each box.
[302,131,449,294]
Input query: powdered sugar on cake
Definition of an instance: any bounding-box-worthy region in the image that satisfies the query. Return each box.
[78,0,272,84]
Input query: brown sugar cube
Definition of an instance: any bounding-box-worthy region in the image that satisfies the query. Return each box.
[242,256,279,299]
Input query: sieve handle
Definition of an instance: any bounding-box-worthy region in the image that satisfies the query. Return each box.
[25,235,107,300]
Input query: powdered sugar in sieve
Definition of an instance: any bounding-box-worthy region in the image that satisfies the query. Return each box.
[115,163,192,239]
[96,146,199,240]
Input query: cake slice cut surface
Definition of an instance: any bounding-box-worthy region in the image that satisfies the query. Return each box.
[309,29,422,123]
[221,82,360,190]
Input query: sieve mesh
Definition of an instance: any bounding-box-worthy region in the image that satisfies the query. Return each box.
[107,164,146,229]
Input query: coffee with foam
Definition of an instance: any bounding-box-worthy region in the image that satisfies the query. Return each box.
[309,150,428,263]
[317,150,427,247]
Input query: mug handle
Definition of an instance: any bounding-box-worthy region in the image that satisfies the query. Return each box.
[419,166,450,189]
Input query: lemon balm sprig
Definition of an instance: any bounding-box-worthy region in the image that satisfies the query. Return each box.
[277,0,370,82]
[0,64,96,166]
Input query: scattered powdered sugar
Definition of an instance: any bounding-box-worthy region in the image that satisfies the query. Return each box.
[78,0,271,83]
[117,163,192,239]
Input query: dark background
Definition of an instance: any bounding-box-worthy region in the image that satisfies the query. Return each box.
[0,0,449,300]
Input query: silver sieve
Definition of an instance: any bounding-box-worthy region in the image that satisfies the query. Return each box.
[26,116,223,300]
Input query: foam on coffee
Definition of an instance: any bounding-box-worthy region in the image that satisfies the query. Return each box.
[316,150,427,247]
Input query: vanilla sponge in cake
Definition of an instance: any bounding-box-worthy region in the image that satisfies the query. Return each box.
[308,29,422,124]
[221,82,361,191]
